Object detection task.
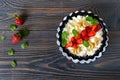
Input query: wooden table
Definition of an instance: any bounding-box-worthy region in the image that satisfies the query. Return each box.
[0,0,120,80]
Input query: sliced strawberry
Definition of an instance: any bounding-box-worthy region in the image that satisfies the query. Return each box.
[81,29,87,38]
[86,26,92,33]
[72,43,78,48]
[83,35,89,41]
[77,38,83,44]
[91,25,97,31]
[88,31,96,37]
[94,24,101,32]
[66,41,72,48]
[75,35,81,40]
[71,37,75,42]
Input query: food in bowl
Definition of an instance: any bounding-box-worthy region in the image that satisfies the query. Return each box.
[56,10,108,63]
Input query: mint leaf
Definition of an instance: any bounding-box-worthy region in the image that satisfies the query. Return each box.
[8,48,15,56]
[22,28,30,37]
[0,35,5,40]
[62,31,68,39]
[83,40,89,47]
[86,16,93,21]
[21,42,28,49]
[9,24,17,31]
[86,16,99,25]
[61,39,67,47]
[92,19,99,25]
[10,60,17,68]
[72,29,78,36]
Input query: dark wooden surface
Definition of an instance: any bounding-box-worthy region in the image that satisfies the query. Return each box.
[0,0,120,80]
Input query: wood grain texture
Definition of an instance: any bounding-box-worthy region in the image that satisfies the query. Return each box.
[0,0,119,80]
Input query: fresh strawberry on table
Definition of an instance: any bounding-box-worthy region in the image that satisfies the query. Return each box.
[14,14,24,26]
[12,33,21,44]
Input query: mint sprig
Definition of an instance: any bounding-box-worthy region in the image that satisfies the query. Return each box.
[61,31,68,47]
[9,24,17,31]
[0,35,5,40]
[86,16,99,25]
[8,48,15,56]
[10,60,17,68]
[61,39,67,47]
[86,16,93,21]
[21,42,28,49]
[22,28,30,37]
[62,31,68,39]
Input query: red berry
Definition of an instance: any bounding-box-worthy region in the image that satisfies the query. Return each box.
[75,35,81,39]
[83,35,89,41]
[81,30,87,38]
[86,26,92,33]
[88,31,96,37]
[94,24,101,32]
[14,15,24,26]
[77,39,83,44]
[12,33,21,44]
[72,44,78,48]
[91,25,97,31]
[15,18,23,26]
[71,37,75,42]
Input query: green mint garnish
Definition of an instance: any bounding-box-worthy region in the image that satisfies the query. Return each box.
[9,24,17,31]
[0,35,5,40]
[86,16,99,25]
[92,19,99,25]
[83,40,89,47]
[61,39,67,47]
[86,16,93,21]
[72,29,79,36]
[8,48,15,56]
[10,60,17,68]
[21,42,28,49]
[62,31,68,39]
[22,28,30,37]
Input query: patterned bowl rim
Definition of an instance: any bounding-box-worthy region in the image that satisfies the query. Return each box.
[56,10,109,64]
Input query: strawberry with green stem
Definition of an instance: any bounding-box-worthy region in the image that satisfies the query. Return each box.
[12,33,21,44]
[14,14,24,26]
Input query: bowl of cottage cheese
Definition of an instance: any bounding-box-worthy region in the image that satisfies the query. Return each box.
[56,10,108,64]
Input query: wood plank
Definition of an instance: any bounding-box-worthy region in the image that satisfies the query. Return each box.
[0,7,119,31]
[0,0,119,31]
[3,0,120,8]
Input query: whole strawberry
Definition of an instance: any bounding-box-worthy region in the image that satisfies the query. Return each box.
[14,14,24,26]
[12,33,21,44]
